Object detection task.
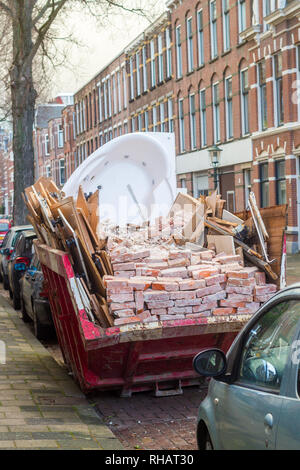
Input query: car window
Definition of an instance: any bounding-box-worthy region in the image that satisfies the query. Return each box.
[1,231,10,248]
[15,236,25,255]
[12,231,23,247]
[237,300,300,393]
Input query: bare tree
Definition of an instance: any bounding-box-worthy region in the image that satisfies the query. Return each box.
[0,0,160,224]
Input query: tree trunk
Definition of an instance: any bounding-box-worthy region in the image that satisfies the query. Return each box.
[11,1,37,225]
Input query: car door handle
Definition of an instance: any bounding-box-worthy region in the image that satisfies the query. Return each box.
[264,413,274,429]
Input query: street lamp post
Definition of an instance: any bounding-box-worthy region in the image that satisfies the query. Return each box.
[208,145,222,192]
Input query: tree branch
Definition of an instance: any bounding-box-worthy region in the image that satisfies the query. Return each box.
[0,1,12,16]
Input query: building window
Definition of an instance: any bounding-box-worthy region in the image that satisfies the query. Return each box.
[178,98,185,152]
[197,10,204,67]
[210,1,218,59]
[45,134,50,155]
[58,125,64,148]
[59,159,65,186]
[180,178,187,189]
[166,27,172,78]
[46,165,51,178]
[168,98,174,133]
[189,94,196,150]
[144,110,149,132]
[117,71,122,112]
[98,84,103,123]
[158,35,164,83]
[107,78,112,117]
[244,168,251,208]
[152,105,158,132]
[241,68,249,135]
[200,89,207,147]
[276,160,286,205]
[260,162,269,208]
[225,76,233,139]
[222,0,230,52]
[113,74,117,114]
[129,57,134,100]
[160,102,165,132]
[137,114,142,132]
[274,53,284,126]
[186,16,194,73]
[258,61,268,130]
[176,25,183,78]
[124,122,128,134]
[150,40,156,88]
[131,116,136,132]
[238,0,246,33]
[263,0,276,31]
[103,81,108,120]
[213,82,220,143]
[142,45,148,92]
[136,51,141,96]
[123,67,127,109]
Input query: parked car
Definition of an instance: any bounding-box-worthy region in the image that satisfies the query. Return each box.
[7,230,37,310]
[194,283,300,450]
[0,225,32,289]
[20,251,54,340]
[0,219,11,247]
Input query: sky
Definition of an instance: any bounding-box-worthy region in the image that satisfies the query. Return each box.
[50,1,165,98]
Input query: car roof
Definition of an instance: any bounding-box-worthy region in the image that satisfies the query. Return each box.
[22,231,36,239]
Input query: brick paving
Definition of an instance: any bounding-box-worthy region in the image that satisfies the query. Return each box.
[0,293,122,450]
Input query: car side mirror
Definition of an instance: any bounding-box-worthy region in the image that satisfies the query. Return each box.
[193,349,227,378]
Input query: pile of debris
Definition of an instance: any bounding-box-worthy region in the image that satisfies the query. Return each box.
[24,178,283,329]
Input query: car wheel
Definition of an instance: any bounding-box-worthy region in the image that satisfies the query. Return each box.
[20,296,31,323]
[33,303,51,340]
[12,290,21,310]
[3,274,9,290]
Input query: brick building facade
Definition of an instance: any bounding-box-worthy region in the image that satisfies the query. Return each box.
[0,127,14,216]
[31,0,300,252]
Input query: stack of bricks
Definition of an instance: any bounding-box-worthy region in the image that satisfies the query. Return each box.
[103,245,278,327]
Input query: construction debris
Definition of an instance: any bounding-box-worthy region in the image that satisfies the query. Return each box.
[24,178,286,329]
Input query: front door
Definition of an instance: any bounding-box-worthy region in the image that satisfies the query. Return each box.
[214,299,300,449]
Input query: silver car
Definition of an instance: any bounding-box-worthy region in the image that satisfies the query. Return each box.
[194,283,300,450]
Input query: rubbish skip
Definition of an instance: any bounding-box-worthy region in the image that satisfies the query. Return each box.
[23,134,287,395]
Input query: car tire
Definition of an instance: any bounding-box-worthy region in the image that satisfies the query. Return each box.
[12,290,21,310]
[3,274,9,290]
[20,296,31,323]
[33,303,51,340]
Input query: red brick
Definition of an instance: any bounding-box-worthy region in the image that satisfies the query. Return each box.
[114,270,136,278]
[147,261,169,269]
[143,315,159,323]
[227,278,256,287]
[128,279,152,291]
[143,291,170,301]
[135,291,145,313]
[192,301,218,313]
[160,267,188,278]
[147,300,174,309]
[169,291,196,300]
[168,257,189,268]
[220,263,243,273]
[186,311,211,318]
[110,302,136,311]
[160,314,186,320]
[168,307,192,314]
[226,286,254,295]
[152,281,179,291]
[205,274,227,286]
[114,309,136,318]
[255,272,266,286]
[112,262,136,271]
[140,267,161,277]
[107,286,133,295]
[226,268,258,279]
[212,308,236,316]
[254,284,277,296]
[254,294,275,303]
[217,255,242,265]
[137,311,151,321]
[105,278,129,289]
[227,294,253,302]
[195,284,222,298]
[150,308,168,316]
[179,279,206,290]
[192,268,219,280]
[202,291,227,303]
[107,293,135,303]
[220,299,246,308]
[114,316,142,325]
[175,298,203,307]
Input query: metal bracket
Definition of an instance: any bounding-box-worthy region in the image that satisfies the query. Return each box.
[154,380,183,397]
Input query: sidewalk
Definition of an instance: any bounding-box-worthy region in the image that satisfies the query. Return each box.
[0,294,123,450]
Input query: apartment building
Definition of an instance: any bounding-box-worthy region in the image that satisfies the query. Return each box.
[0,127,14,215]
[52,1,300,252]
